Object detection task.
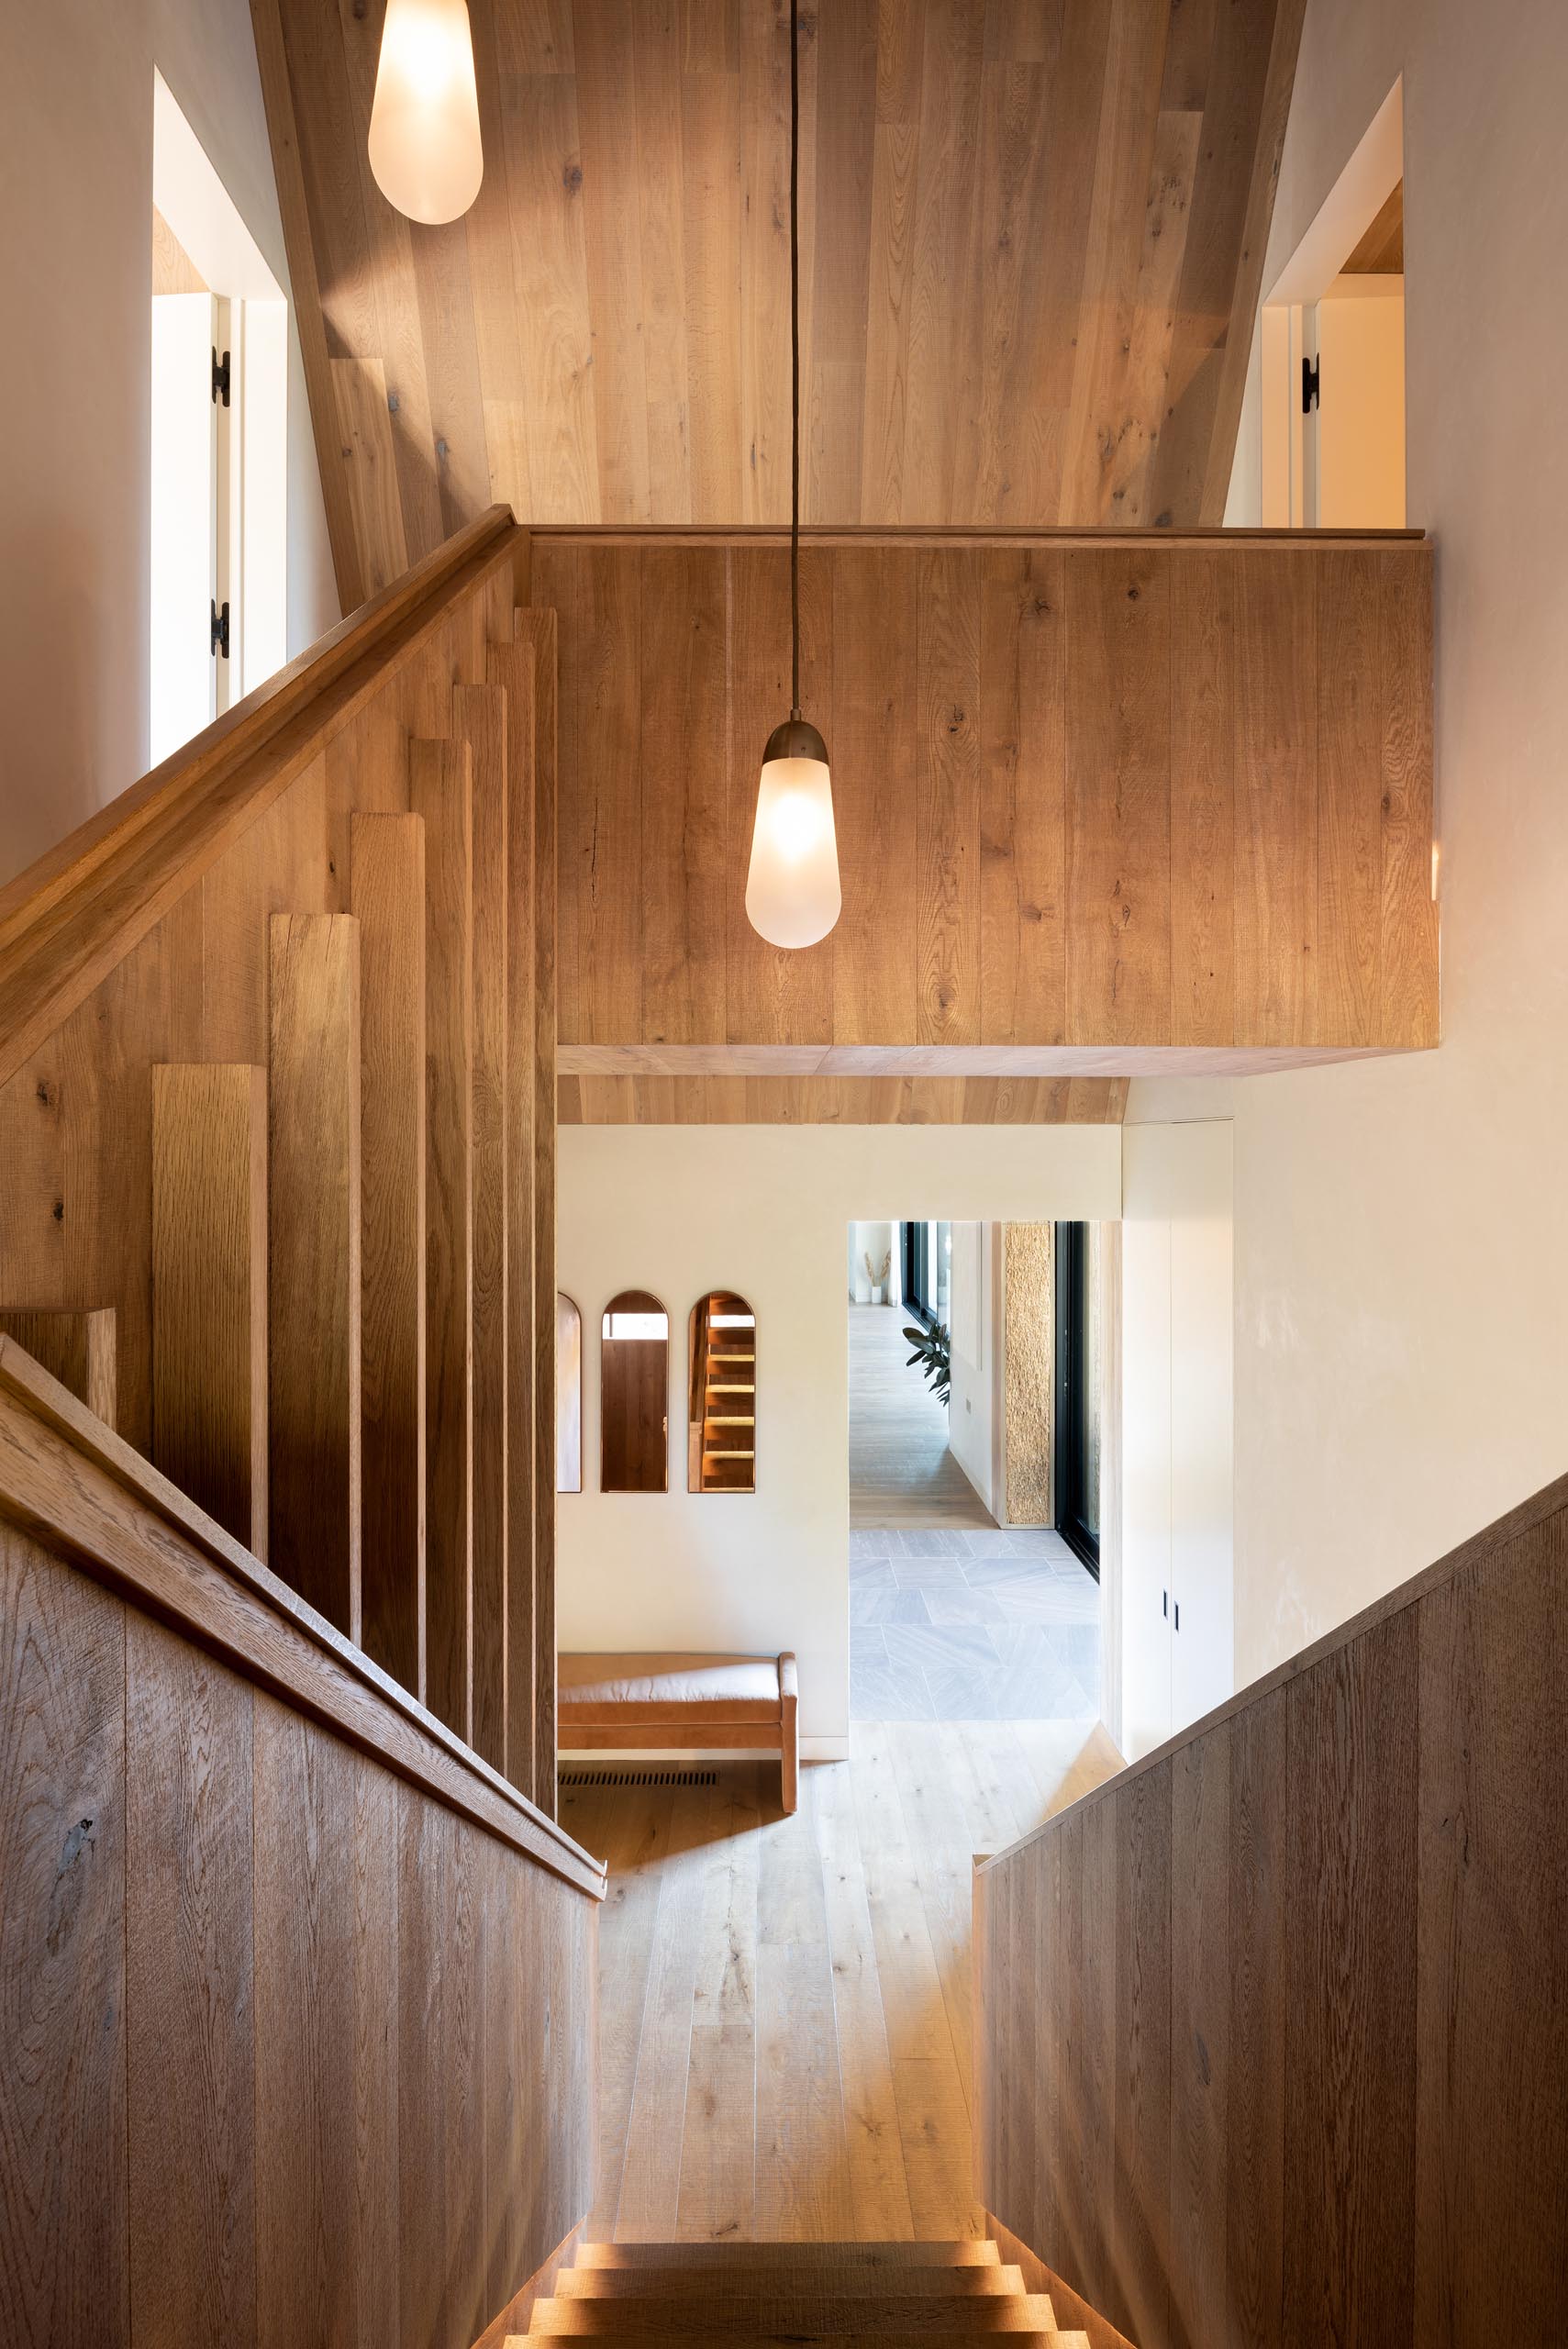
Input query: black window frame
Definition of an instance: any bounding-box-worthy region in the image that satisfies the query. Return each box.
[1054,1221,1100,1580]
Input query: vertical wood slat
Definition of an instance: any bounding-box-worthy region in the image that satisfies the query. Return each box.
[454,686,509,1776]
[267,913,361,1640]
[409,740,474,1745]
[0,1531,127,2349]
[150,1063,269,1558]
[0,1307,117,1429]
[517,608,560,1815]
[351,813,428,1700]
[488,629,538,1801]
[126,1615,255,2347]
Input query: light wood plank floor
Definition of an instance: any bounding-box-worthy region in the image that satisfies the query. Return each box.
[849,1305,995,1531]
[560,1720,1121,2244]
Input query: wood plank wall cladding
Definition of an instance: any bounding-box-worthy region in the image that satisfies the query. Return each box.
[0,512,559,1809]
[535,531,1438,1093]
[0,1343,602,2349]
[253,0,1307,613]
[973,1472,1568,2349]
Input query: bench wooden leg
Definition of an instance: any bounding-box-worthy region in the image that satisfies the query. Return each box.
[779,1651,798,1815]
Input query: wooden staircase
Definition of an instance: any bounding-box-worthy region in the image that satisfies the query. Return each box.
[520,2241,1091,2346]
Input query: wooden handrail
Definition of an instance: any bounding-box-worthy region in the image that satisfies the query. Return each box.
[0,1334,604,1898]
[0,506,525,1087]
[974,1462,1568,1877]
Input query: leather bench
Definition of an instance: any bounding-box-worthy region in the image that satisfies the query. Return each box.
[557,1650,799,1814]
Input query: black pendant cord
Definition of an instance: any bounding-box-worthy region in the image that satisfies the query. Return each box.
[789,0,801,720]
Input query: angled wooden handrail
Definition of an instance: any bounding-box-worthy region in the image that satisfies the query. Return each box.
[0,1333,604,1898]
[0,506,526,1087]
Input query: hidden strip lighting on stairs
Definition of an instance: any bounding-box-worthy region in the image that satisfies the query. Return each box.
[744,0,841,951]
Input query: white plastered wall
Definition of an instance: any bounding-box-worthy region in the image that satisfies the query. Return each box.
[947,1221,999,1519]
[1140,0,1568,1688]
[556,1126,1120,1755]
[0,0,336,887]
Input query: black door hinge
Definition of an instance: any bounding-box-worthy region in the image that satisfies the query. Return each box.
[212,347,231,407]
[1302,353,1320,414]
[211,599,230,660]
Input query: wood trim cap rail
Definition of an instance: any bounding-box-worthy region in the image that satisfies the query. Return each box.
[0,1334,605,1899]
[975,1460,1568,1879]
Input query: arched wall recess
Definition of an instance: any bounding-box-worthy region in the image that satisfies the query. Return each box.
[688,1291,757,1493]
[556,1293,582,1494]
[601,1289,669,1493]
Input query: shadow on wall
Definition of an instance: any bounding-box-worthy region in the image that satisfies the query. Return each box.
[0,519,133,890]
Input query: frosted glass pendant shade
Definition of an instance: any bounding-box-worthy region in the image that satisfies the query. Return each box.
[368,0,484,226]
[746,718,841,949]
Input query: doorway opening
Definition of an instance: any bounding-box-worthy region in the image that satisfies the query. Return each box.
[847,1219,1100,1725]
[1257,80,1406,529]
[150,71,288,765]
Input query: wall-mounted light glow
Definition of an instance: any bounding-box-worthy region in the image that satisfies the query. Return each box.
[368,0,484,226]
[746,719,840,949]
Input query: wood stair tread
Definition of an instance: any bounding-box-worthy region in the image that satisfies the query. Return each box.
[570,2243,1003,2270]
[521,2338,1056,2349]
[528,2291,1056,2335]
[557,2265,1026,2299]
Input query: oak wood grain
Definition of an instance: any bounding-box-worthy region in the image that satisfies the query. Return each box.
[267,913,361,1639]
[409,741,474,1744]
[350,813,428,1698]
[151,1063,268,1556]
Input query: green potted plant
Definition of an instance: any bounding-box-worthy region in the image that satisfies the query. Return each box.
[903,1319,951,1406]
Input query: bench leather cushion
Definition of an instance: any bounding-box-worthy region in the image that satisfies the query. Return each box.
[558,1651,782,1726]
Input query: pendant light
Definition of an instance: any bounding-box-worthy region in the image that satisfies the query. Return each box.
[368,0,484,227]
[745,0,840,951]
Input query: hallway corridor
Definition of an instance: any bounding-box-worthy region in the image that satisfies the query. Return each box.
[848,1304,993,1531]
[560,1723,1120,2243]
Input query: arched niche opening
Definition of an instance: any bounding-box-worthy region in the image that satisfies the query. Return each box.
[600,1290,669,1493]
[688,1291,757,1493]
[556,1293,582,1494]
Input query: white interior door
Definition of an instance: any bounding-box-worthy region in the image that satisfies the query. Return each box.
[150,291,217,764]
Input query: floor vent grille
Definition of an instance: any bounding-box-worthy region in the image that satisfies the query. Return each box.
[559,1767,719,1789]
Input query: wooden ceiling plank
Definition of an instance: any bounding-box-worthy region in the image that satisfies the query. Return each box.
[807,0,878,522]
[1153,0,1309,524]
[682,58,745,522]
[250,0,366,607]
[334,0,449,563]
[905,0,987,522]
[575,0,654,524]
[1061,0,1172,521]
[631,0,694,523]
